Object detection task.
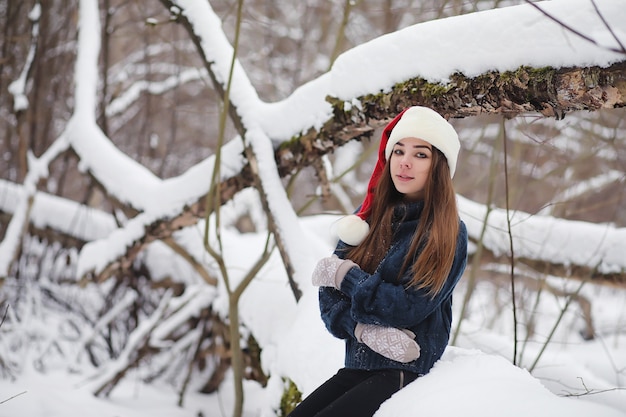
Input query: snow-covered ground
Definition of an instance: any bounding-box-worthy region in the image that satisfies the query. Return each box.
[1,213,625,416]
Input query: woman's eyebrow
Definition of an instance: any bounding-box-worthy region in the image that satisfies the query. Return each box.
[396,142,432,150]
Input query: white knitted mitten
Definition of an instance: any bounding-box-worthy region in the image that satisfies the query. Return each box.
[311,255,357,288]
[355,323,421,363]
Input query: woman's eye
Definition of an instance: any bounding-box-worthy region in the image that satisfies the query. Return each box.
[416,152,428,158]
[393,149,404,156]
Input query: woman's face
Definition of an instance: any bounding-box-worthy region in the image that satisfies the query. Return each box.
[389,137,432,200]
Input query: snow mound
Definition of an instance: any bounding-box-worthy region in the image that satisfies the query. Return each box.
[376,346,625,417]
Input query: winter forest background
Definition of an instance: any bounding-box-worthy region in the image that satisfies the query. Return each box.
[1,0,626,416]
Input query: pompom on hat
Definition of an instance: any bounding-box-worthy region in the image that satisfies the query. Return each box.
[335,106,460,246]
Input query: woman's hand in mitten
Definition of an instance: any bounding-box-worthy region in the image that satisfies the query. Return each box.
[311,255,357,289]
[354,323,421,363]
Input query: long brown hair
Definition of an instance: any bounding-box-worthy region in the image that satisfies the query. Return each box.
[346,148,459,297]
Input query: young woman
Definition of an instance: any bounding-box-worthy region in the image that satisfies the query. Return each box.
[288,106,468,416]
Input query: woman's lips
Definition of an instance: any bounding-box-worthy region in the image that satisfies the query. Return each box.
[396,174,413,182]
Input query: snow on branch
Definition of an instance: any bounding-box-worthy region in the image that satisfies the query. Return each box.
[459,195,626,280]
[84,289,173,396]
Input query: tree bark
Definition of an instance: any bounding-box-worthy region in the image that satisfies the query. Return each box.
[78,60,626,285]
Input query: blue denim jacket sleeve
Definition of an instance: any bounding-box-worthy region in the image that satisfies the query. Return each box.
[338,221,468,329]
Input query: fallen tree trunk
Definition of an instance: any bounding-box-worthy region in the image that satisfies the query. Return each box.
[82,60,626,285]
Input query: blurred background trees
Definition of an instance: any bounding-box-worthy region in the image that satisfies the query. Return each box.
[2,0,623,229]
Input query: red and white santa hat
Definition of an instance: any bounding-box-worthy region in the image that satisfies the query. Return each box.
[335,106,460,246]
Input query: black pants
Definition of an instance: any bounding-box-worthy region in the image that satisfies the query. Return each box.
[287,368,418,417]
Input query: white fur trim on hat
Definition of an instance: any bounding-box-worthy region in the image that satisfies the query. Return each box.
[335,214,370,246]
[385,106,460,177]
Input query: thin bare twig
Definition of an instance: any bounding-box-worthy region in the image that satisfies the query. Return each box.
[528,277,588,372]
[524,0,626,55]
[590,0,626,53]
[560,377,626,398]
[0,303,8,328]
[502,121,520,366]
[0,391,27,405]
